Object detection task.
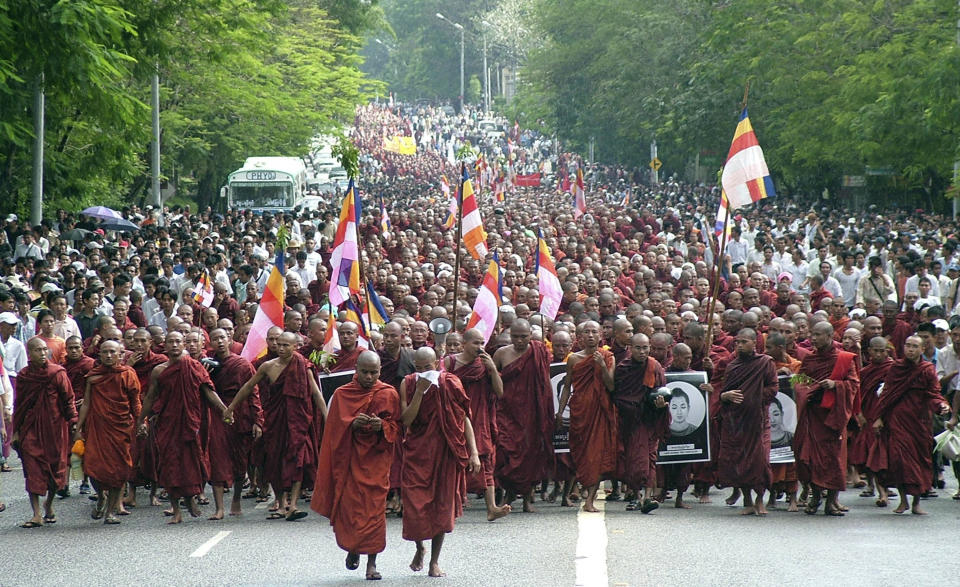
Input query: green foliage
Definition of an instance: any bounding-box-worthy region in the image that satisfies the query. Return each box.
[514,0,960,203]
[466,74,482,104]
[0,0,379,218]
[333,139,361,179]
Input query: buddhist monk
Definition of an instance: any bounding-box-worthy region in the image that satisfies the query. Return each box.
[399,347,481,578]
[249,326,282,502]
[493,319,555,512]
[138,331,229,524]
[311,351,400,581]
[850,337,893,506]
[446,328,510,521]
[556,321,618,513]
[226,331,327,521]
[378,321,414,515]
[206,328,262,520]
[612,333,667,513]
[12,338,77,528]
[717,328,778,516]
[795,322,860,516]
[332,321,363,372]
[124,328,167,508]
[74,341,140,524]
[64,335,96,495]
[876,336,950,515]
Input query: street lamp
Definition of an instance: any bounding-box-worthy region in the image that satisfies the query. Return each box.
[436,12,464,113]
[481,20,492,113]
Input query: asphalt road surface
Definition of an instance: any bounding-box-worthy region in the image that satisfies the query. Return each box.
[3,455,958,586]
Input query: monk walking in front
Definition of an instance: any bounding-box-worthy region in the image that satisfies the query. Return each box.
[12,338,77,528]
[878,336,950,515]
[446,328,510,521]
[400,347,481,578]
[795,322,860,516]
[311,351,400,581]
[138,332,230,524]
[556,321,618,513]
[717,329,778,516]
[493,319,555,512]
[226,332,327,521]
[125,328,167,508]
[75,341,140,524]
[206,328,262,519]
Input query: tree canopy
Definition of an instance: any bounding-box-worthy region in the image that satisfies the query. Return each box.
[0,0,380,217]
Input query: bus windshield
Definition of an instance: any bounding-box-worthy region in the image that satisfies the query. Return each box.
[231,183,292,209]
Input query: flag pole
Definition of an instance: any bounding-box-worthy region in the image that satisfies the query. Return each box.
[704,81,750,350]
[452,161,466,333]
[351,182,375,333]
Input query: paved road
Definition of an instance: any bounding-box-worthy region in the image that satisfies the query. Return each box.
[2,455,958,586]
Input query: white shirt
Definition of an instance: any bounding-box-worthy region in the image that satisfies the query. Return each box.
[2,335,27,378]
[832,267,862,307]
[727,238,749,266]
[52,316,81,341]
[937,345,960,394]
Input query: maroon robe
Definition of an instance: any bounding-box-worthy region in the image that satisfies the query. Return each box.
[795,347,860,490]
[401,372,469,541]
[568,350,619,487]
[448,356,498,491]
[848,358,892,468]
[332,346,363,373]
[613,357,666,490]
[152,356,213,498]
[311,378,399,554]
[64,355,95,405]
[131,351,167,484]
[717,352,778,492]
[495,341,555,494]
[378,347,414,489]
[882,318,913,357]
[82,364,140,488]
[207,354,261,485]
[13,363,77,495]
[875,358,945,495]
[262,353,318,491]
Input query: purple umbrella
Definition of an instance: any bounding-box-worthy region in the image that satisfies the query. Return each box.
[81,206,122,221]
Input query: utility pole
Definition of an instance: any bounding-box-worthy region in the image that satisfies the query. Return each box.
[31,74,44,226]
[650,139,659,185]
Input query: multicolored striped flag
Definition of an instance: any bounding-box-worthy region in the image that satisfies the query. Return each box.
[192,270,214,308]
[535,230,562,320]
[344,298,370,349]
[460,169,488,260]
[572,168,586,219]
[241,249,285,361]
[322,312,340,354]
[379,197,391,239]
[466,252,503,344]
[366,281,390,327]
[715,108,775,235]
[328,179,362,308]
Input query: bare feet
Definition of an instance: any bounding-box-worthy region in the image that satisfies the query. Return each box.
[487,504,511,521]
[410,545,425,572]
[698,494,712,504]
[229,505,243,516]
[739,506,756,516]
[787,500,799,512]
[168,513,183,524]
[561,497,572,507]
[893,502,908,514]
[150,496,162,507]
[911,506,927,515]
[675,499,692,509]
[187,498,202,518]
[582,503,599,513]
[725,489,742,506]
[754,503,768,516]
[208,512,224,521]
[428,563,446,578]
[522,496,536,513]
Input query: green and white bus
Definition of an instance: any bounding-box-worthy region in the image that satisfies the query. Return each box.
[223,157,308,213]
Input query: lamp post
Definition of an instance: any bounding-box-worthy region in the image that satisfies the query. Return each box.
[436,12,464,112]
[481,20,492,113]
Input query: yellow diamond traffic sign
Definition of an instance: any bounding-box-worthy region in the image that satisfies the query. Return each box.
[650,157,662,171]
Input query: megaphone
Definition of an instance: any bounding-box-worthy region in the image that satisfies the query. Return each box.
[429,317,453,348]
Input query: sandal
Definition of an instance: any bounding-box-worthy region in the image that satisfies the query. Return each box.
[92,503,106,519]
[858,490,875,498]
[20,521,42,528]
[104,516,121,525]
[875,498,888,507]
[0,503,6,513]
[640,499,659,514]
[1,464,11,472]
[42,515,56,524]
[266,512,284,520]
[606,492,621,502]
[196,496,210,505]
[824,505,845,516]
[286,509,308,521]
[346,553,360,570]
[625,500,638,511]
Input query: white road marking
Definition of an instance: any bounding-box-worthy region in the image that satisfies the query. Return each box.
[574,498,608,587]
[190,531,231,558]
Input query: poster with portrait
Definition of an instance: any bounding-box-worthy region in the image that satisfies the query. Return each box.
[769,375,797,463]
[657,371,710,464]
[318,370,355,402]
[550,362,570,453]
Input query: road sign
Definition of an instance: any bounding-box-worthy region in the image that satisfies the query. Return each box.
[650,157,662,171]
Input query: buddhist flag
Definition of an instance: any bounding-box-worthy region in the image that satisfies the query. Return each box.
[466,252,503,344]
[366,281,390,327]
[193,270,214,308]
[442,175,457,230]
[344,298,370,349]
[322,312,340,354]
[572,168,586,219]
[328,179,362,308]
[379,196,391,239]
[241,249,285,361]
[620,188,631,208]
[535,230,562,320]
[460,169,488,260]
[715,108,775,235]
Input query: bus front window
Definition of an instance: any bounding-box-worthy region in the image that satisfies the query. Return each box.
[231,183,292,208]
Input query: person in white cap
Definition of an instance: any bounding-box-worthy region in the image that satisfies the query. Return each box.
[0,311,24,471]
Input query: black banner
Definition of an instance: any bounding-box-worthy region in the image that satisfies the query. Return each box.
[317,370,355,402]
[550,362,569,453]
[657,371,711,464]
[770,375,797,463]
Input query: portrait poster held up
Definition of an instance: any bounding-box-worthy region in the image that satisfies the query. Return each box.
[657,371,711,465]
[770,376,798,464]
[549,362,570,453]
